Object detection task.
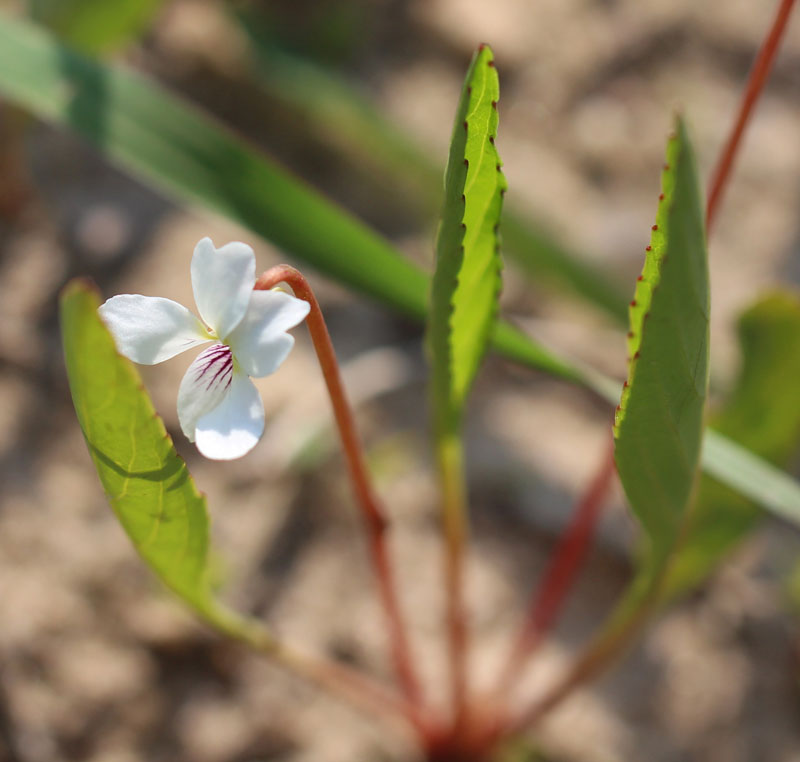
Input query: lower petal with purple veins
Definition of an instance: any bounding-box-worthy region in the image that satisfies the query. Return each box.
[195,372,265,460]
[177,343,235,441]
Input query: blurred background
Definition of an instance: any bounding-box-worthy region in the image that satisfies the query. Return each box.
[1,1,800,760]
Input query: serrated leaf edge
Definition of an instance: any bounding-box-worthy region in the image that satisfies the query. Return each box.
[439,44,507,415]
[613,130,681,437]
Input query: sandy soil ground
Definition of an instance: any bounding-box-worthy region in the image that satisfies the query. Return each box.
[1,1,800,761]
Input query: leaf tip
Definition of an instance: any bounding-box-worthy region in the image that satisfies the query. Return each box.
[475,43,495,66]
[60,276,100,302]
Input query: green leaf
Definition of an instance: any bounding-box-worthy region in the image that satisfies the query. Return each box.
[60,279,271,648]
[666,291,800,595]
[3,14,800,527]
[61,279,213,608]
[428,44,506,434]
[61,280,214,609]
[235,9,628,323]
[28,0,164,55]
[710,293,800,461]
[613,118,709,569]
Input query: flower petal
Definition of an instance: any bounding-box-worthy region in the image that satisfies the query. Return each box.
[195,371,265,460]
[98,294,210,364]
[191,237,256,339]
[177,344,235,441]
[226,290,310,377]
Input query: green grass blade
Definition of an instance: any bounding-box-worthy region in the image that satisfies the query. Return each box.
[61,279,213,609]
[0,13,424,318]
[28,0,164,55]
[613,118,709,568]
[0,13,578,389]
[428,44,506,433]
[3,14,799,529]
[700,434,800,541]
[236,11,627,322]
[665,291,800,596]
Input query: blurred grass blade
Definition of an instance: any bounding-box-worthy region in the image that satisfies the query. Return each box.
[701,435,800,538]
[60,279,266,642]
[236,10,628,322]
[666,292,800,596]
[428,43,506,433]
[0,11,577,388]
[28,0,164,55]
[3,13,800,527]
[614,117,709,570]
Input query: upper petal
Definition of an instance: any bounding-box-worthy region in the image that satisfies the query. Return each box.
[191,237,256,339]
[226,290,310,377]
[194,371,265,460]
[177,344,235,441]
[98,294,210,364]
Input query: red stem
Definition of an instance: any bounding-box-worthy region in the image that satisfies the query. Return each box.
[706,0,797,233]
[504,592,654,737]
[255,266,425,723]
[492,440,616,701]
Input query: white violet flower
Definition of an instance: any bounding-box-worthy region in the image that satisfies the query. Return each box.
[98,237,310,460]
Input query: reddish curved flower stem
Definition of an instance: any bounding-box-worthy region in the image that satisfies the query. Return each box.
[706,0,797,233]
[255,265,425,726]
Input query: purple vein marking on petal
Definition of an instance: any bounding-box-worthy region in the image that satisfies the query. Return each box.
[208,355,233,389]
[193,344,234,391]
[192,345,229,376]
[200,344,229,360]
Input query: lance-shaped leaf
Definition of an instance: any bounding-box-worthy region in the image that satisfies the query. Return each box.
[428,44,507,434]
[60,280,267,648]
[614,118,709,569]
[665,291,800,597]
[62,280,214,609]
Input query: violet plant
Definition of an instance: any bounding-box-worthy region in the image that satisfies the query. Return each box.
[1,1,799,760]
